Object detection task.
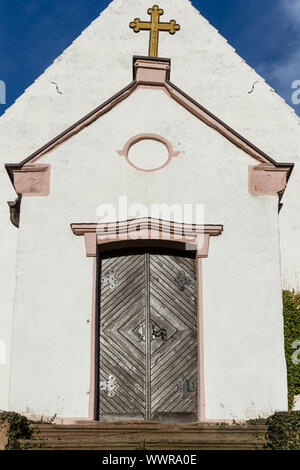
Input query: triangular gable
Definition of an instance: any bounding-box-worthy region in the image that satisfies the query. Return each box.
[5,57,293,199]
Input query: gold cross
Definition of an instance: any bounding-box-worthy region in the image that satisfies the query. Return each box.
[130,5,180,58]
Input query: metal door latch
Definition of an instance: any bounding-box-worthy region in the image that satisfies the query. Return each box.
[151,323,167,342]
[134,320,167,342]
[100,375,119,397]
[136,322,146,342]
[178,376,197,399]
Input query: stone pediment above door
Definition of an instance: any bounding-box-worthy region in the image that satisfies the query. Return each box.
[71,218,224,259]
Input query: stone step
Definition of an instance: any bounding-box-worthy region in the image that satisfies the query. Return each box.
[22,422,266,450]
[31,422,266,435]
[31,429,265,442]
[21,436,264,451]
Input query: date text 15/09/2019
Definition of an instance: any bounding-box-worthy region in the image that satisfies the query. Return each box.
[102,455,197,467]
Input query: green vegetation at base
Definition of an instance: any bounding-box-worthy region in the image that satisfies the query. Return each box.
[0,411,32,450]
[283,290,300,409]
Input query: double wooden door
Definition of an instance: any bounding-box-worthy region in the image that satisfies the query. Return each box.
[97,250,198,422]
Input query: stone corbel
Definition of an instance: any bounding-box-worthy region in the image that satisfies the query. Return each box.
[248,164,290,196]
[196,233,211,258]
[12,164,50,197]
[84,232,97,257]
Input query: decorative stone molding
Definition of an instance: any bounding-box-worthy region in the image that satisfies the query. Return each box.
[71,218,223,258]
[5,57,293,201]
[12,164,50,197]
[248,165,291,196]
[71,218,223,422]
[134,58,170,85]
[117,134,180,172]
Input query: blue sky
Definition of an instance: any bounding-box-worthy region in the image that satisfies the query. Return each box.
[0,0,299,116]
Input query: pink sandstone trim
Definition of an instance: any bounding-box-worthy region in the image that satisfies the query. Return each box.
[71,218,223,258]
[196,256,206,421]
[248,165,290,196]
[71,218,223,422]
[117,133,180,172]
[84,233,97,258]
[88,258,97,420]
[71,218,223,236]
[164,82,272,165]
[7,81,138,169]
[134,59,170,85]
[12,164,50,197]
[6,58,292,200]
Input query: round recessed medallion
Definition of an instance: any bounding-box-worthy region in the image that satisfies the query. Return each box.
[117,134,180,172]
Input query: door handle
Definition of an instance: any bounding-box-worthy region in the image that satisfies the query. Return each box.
[133,320,167,342]
[151,323,167,342]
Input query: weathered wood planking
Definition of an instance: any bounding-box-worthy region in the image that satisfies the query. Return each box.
[98,251,198,422]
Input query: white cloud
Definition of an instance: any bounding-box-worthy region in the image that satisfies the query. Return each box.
[281,0,300,22]
[258,47,300,105]
[264,47,300,87]
[256,0,300,107]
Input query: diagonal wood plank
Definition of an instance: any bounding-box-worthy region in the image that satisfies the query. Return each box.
[150,254,198,421]
[98,251,198,423]
[99,254,147,420]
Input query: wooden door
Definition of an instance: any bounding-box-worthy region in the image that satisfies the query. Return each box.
[98,250,198,422]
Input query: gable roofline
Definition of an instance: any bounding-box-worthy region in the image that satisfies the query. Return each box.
[5,79,138,184]
[5,56,294,186]
[166,79,293,174]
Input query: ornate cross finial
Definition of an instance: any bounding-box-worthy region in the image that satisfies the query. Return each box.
[130,5,180,58]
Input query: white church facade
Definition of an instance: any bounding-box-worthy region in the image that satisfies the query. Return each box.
[1,0,300,423]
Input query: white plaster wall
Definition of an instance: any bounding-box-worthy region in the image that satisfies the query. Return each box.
[203,206,287,419]
[279,172,300,291]
[8,88,288,420]
[0,169,18,411]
